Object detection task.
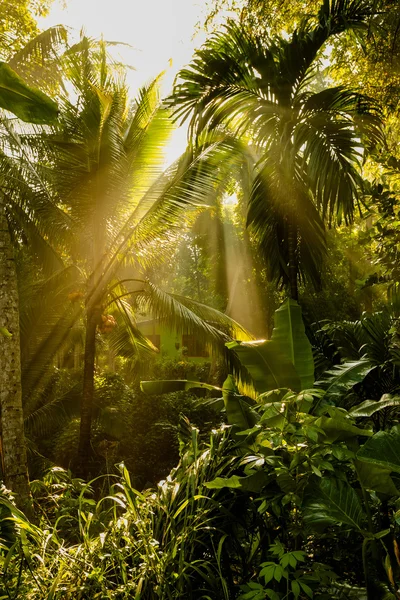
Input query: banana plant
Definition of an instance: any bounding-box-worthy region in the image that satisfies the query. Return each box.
[141,299,314,414]
[141,299,314,429]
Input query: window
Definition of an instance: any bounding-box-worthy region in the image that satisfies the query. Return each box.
[182,334,209,357]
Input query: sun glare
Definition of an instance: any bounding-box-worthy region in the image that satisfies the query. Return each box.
[39,0,208,164]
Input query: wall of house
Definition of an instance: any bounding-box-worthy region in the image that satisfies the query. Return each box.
[137,320,209,363]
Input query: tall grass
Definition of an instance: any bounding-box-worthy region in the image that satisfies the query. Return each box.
[0,421,257,599]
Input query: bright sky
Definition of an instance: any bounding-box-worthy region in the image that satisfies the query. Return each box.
[38,0,210,163]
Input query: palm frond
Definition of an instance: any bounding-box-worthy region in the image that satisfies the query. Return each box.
[9,26,68,69]
[24,382,81,438]
[135,281,253,351]
[247,158,327,289]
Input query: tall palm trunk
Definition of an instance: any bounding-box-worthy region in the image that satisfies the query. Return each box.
[77,164,105,477]
[77,302,101,477]
[287,220,299,301]
[0,201,33,517]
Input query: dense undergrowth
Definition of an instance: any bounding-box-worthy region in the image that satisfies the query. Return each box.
[4,303,400,599]
[3,383,400,599]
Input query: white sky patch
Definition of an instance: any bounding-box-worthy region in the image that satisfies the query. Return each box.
[38,0,209,164]
[223,192,238,206]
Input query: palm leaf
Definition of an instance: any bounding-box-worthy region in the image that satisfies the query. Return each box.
[9,26,68,69]
[132,282,253,366]
[317,359,373,397]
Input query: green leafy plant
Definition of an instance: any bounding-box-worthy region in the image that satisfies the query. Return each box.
[239,541,314,600]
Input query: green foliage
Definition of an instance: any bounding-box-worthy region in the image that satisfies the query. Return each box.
[312,310,400,416]
[350,395,400,418]
[171,1,384,297]
[303,477,367,532]
[227,299,314,393]
[271,300,315,390]
[238,541,314,600]
[5,385,400,598]
[357,428,400,473]
[46,372,221,487]
[3,1,400,598]
[0,61,58,123]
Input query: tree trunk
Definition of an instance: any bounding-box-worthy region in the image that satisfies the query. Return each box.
[77,303,100,477]
[287,220,299,301]
[0,203,33,517]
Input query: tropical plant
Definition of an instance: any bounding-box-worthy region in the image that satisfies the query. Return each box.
[30,37,254,476]
[141,298,315,425]
[312,309,400,417]
[0,58,59,514]
[170,0,384,300]
[6,381,400,598]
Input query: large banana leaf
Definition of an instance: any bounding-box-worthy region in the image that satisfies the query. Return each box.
[227,299,313,394]
[0,62,58,123]
[303,477,367,532]
[271,299,314,389]
[357,429,400,473]
[226,339,301,393]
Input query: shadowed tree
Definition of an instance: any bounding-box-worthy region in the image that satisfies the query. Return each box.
[170,0,384,300]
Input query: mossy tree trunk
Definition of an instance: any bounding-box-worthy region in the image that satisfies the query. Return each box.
[0,201,33,517]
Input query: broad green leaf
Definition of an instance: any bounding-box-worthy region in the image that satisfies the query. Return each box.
[350,395,400,418]
[303,478,366,532]
[355,460,399,497]
[312,416,372,443]
[0,62,58,123]
[318,360,373,396]
[260,564,275,584]
[357,429,400,473]
[205,471,269,492]
[299,581,313,599]
[222,375,258,431]
[226,339,301,393]
[271,299,314,390]
[227,300,313,394]
[291,580,301,599]
[205,475,243,489]
[140,380,221,394]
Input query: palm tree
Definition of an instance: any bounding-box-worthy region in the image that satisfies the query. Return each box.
[39,38,252,475]
[0,60,59,514]
[170,0,384,300]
